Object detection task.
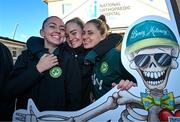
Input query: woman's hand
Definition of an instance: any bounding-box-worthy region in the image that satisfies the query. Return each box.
[112,79,137,90]
[36,54,58,73]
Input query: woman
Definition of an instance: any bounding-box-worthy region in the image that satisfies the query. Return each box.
[26,17,136,105]
[26,17,92,108]
[82,19,137,100]
[65,17,93,108]
[4,16,82,111]
[26,17,123,107]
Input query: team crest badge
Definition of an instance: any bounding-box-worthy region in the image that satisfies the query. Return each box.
[100,62,109,73]
[49,66,62,78]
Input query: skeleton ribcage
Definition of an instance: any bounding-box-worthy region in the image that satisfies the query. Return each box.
[119,104,148,122]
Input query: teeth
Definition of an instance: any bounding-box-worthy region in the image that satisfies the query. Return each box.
[146,80,163,86]
[163,70,165,74]
[157,71,161,77]
[150,72,154,78]
[161,71,164,76]
[143,70,165,79]
[52,35,60,39]
[147,72,150,77]
[154,72,158,79]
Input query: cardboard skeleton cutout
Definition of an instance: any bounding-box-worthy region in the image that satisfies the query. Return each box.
[120,19,180,121]
[12,17,180,122]
[13,1,180,121]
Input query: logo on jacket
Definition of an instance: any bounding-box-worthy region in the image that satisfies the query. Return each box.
[100,61,109,73]
[49,66,62,78]
[92,74,103,90]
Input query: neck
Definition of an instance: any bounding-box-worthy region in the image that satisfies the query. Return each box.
[44,42,58,53]
[149,89,163,97]
[49,47,56,53]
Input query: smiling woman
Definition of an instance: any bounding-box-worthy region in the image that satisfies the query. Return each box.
[82,19,137,100]
[3,16,83,113]
[40,16,66,53]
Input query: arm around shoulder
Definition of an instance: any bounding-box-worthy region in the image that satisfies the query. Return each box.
[27,36,48,58]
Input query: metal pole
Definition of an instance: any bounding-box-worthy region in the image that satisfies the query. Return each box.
[12,24,19,39]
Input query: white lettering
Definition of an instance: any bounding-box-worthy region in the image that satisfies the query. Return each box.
[146,26,168,37]
[92,74,103,90]
[131,26,168,39]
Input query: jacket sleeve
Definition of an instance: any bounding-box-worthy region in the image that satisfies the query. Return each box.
[85,33,123,64]
[94,33,122,57]
[27,36,48,58]
[4,51,43,98]
[65,55,82,111]
[120,64,137,84]
[0,43,13,95]
[119,53,137,84]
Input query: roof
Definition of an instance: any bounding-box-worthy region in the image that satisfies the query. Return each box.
[0,36,26,45]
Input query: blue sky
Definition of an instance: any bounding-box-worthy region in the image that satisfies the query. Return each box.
[0,0,48,42]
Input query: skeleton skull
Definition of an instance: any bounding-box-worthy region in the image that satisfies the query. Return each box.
[127,46,179,90]
[125,20,179,91]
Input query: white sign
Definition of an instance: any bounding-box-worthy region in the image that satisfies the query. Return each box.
[96,0,169,28]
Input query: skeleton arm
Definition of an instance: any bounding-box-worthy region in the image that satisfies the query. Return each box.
[14,90,143,122]
[74,95,118,122]
[116,90,142,105]
[117,91,148,121]
[74,90,142,122]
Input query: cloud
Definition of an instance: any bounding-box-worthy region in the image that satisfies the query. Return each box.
[19,34,31,42]
[20,34,30,39]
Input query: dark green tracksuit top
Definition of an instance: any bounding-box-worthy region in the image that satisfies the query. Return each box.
[27,36,92,108]
[90,48,136,100]
[4,45,82,111]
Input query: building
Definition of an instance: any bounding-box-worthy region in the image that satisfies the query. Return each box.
[0,36,26,63]
[169,0,180,35]
[43,0,170,34]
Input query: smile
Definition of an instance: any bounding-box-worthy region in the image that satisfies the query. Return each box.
[140,69,167,86]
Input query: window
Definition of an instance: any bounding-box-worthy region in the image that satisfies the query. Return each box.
[12,50,17,57]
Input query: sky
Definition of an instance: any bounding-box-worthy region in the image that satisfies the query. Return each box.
[0,0,48,42]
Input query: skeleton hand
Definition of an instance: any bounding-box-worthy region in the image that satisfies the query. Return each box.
[116,90,136,105]
[15,106,38,122]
